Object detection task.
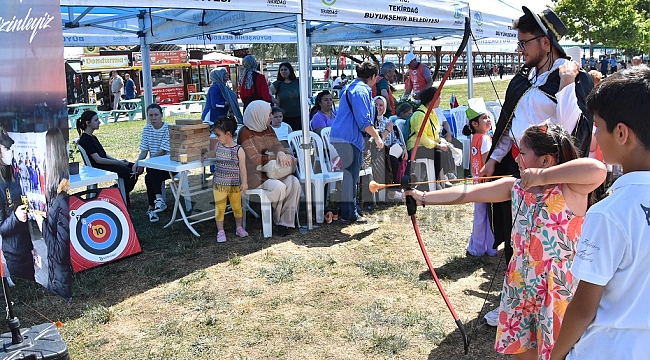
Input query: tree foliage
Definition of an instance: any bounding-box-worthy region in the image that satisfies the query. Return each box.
[248,44,298,63]
[552,0,650,57]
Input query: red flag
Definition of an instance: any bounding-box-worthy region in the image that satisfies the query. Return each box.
[450,94,459,108]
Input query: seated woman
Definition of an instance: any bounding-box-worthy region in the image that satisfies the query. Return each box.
[374,96,407,201]
[405,87,449,183]
[132,104,171,223]
[237,100,300,237]
[309,90,336,135]
[76,110,137,205]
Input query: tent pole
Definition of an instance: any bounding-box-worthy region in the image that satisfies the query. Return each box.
[139,10,153,115]
[467,41,474,99]
[297,14,313,230]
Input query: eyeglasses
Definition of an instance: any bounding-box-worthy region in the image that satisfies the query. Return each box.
[516,35,545,51]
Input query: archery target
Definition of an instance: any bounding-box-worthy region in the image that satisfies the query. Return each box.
[70,201,128,261]
[69,187,141,272]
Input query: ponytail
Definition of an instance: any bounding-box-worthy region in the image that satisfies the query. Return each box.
[77,110,97,136]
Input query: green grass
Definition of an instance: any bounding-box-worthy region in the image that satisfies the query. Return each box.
[392,79,509,109]
[3,108,510,359]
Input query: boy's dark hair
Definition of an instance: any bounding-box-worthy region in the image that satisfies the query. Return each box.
[214,116,238,136]
[146,103,163,114]
[355,61,379,79]
[521,122,578,165]
[419,87,438,106]
[512,12,544,35]
[586,66,650,150]
[395,103,413,118]
[271,106,284,115]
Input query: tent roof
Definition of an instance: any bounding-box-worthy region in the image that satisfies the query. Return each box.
[61,0,475,47]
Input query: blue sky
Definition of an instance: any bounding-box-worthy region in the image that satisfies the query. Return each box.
[497,0,554,13]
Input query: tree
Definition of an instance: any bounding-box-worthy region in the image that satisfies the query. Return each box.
[248,44,297,64]
[552,0,645,57]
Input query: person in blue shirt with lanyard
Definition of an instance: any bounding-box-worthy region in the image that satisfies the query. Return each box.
[330,61,384,225]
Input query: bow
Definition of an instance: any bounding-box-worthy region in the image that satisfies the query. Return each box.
[402,16,471,355]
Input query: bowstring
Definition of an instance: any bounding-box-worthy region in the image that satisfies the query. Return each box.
[467,31,529,341]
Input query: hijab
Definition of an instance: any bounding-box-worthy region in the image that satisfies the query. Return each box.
[373,95,387,118]
[243,100,272,132]
[209,68,243,123]
[240,55,258,90]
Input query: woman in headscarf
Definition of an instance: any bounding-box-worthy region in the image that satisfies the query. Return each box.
[202,68,243,124]
[374,95,407,201]
[239,55,272,111]
[237,100,300,237]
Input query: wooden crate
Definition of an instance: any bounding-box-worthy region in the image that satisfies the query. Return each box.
[169,121,210,162]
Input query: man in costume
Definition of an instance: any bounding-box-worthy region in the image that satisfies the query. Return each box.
[480,7,593,264]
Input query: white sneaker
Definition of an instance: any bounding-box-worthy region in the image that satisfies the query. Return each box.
[387,191,403,201]
[447,173,457,180]
[147,209,159,223]
[154,198,167,213]
[484,307,499,327]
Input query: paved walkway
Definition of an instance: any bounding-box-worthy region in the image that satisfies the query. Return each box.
[392,74,515,91]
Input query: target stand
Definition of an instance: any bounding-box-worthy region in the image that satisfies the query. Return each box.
[69,187,141,272]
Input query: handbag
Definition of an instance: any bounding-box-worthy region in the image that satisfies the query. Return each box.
[257,158,296,179]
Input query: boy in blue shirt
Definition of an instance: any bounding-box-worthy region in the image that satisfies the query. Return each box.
[551,67,650,359]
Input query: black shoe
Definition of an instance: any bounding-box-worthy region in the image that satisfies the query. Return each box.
[340,218,353,225]
[277,225,288,237]
[340,216,368,225]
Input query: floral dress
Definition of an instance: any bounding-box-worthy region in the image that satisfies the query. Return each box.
[495,180,584,360]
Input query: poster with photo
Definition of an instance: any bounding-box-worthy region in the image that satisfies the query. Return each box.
[0,0,70,300]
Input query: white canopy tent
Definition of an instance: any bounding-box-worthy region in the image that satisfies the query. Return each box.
[61,0,475,229]
[63,28,298,46]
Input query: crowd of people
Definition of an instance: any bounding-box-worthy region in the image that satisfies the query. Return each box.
[66,5,650,357]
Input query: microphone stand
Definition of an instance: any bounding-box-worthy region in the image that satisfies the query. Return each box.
[0,276,69,359]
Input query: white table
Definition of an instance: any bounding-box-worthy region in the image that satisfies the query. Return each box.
[69,165,118,191]
[138,155,214,237]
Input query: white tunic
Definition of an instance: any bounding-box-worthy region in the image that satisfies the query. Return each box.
[491,58,582,162]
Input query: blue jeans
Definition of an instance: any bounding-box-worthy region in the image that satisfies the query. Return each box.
[332,141,362,221]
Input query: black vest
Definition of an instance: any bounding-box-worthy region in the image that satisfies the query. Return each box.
[489,66,594,177]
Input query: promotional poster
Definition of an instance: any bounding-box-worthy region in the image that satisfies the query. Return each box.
[0,0,70,299]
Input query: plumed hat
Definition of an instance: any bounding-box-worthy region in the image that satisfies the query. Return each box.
[522,6,568,57]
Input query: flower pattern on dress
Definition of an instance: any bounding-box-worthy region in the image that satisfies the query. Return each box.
[495,181,583,360]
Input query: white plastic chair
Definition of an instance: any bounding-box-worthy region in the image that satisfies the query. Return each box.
[77,144,127,204]
[395,119,437,192]
[450,107,472,171]
[319,127,379,204]
[449,106,469,139]
[288,130,343,223]
[242,189,273,238]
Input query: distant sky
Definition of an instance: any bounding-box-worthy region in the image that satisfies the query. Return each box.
[496,0,555,13]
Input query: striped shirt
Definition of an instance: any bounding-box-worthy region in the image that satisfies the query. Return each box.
[140,122,170,154]
[213,143,241,188]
